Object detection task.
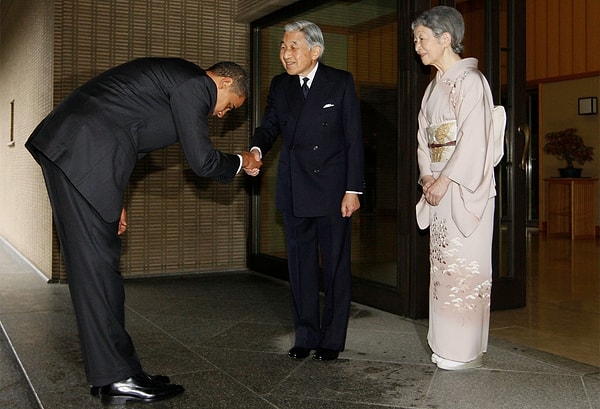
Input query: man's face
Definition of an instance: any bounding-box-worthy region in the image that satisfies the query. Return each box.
[279,30,320,77]
[212,86,245,118]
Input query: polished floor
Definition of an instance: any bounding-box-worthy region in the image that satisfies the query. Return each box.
[0,231,598,409]
[490,230,599,368]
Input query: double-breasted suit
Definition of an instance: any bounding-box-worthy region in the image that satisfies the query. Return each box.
[26,57,242,387]
[251,63,364,352]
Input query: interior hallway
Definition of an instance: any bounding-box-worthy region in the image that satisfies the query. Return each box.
[0,230,598,408]
[490,230,599,367]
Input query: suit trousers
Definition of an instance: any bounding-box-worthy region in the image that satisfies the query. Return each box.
[37,154,141,387]
[283,212,352,351]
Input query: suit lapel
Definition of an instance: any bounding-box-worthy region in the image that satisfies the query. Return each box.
[306,65,331,103]
[286,75,305,119]
[287,65,332,143]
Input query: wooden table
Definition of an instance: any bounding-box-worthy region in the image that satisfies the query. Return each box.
[545,177,598,239]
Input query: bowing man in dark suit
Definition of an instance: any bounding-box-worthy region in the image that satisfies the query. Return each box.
[249,21,364,361]
[26,58,262,404]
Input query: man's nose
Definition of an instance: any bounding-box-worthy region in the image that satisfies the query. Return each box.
[217,109,230,118]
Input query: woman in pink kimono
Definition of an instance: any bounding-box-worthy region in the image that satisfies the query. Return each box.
[412,6,496,370]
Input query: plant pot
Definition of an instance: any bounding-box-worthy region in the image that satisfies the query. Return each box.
[558,167,582,178]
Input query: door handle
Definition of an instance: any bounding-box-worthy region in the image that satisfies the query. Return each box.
[517,123,530,170]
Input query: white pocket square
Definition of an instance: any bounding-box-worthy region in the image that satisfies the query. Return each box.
[323,103,335,108]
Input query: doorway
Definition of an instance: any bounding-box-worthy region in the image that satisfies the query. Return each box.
[249,0,528,317]
[249,0,405,314]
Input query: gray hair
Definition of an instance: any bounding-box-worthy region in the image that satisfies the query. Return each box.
[283,20,325,59]
[411,6,464,54]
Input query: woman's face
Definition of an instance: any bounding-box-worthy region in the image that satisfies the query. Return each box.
[413,24,444,67]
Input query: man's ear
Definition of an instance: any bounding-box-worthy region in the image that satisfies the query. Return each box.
[311,46,322,61]
[220,77,234,89]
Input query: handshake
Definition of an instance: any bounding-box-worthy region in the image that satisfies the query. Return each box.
[240,149,263,177]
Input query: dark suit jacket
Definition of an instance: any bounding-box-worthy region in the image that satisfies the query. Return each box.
[26,57,241,222]
[251,63,364,217]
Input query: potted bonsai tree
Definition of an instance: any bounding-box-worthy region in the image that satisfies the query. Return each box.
[543,128,594,177]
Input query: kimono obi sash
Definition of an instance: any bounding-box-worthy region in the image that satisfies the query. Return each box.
[427,120,457,163]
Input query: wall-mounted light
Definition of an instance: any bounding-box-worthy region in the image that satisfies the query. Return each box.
[578,96,597,115]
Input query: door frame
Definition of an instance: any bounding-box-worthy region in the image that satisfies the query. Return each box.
[489,0,527,309]
[248,0,527,318]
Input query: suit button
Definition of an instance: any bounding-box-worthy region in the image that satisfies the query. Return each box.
[290,145,296,150]
[321,121,327,126]
[313,169,320,174]
[312,145,319,150]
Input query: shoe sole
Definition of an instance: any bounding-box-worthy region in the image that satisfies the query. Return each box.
[288,354,309,359]
[92,373,171,397]
[436,356,483,371]
[100,389,184,405]
[287,349,311,359]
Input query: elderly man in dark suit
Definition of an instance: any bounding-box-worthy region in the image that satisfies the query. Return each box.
[26,58,261,404]
[249,21,364,361]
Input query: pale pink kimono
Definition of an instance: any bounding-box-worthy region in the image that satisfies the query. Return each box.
[415,58,496,363]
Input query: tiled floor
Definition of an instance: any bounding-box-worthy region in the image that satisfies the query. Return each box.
[0,235,598,409]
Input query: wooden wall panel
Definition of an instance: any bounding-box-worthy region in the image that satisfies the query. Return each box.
[347,22,397,87]
[384,22,398,86]
[572,0,587,73]
[546,0,560,78]
[527,0,599,82]
[525,0,537,81]
[558,0,573,76]
[459,0,485,69]
[370,27,383,84]
[587,0,600,71]
[51,0,251,279]
[533,0,548,80]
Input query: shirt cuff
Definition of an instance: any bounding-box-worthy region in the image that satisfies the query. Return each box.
[236,154,243,174]
[250,146,263,159]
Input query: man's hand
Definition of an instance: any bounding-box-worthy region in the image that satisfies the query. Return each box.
[341,193,361,217]
[118,208,127,235]
[241,150,262,177]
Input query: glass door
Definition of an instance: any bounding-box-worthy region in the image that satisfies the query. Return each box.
[249,0,403,313]
[489,0,528,309]
[249,0,527,317]
[455,0,527,309]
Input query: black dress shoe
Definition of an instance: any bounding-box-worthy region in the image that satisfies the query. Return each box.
[288,347,311,359]
[90,370,171,397]
[98,371,184,404]
[313,348,339,361]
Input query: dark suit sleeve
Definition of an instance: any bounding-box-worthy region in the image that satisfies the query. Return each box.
[250,77,282,154]
[342,72,364,193]
[170,77,240,182]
